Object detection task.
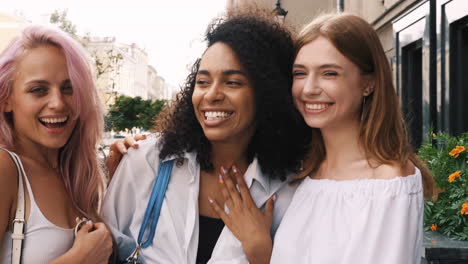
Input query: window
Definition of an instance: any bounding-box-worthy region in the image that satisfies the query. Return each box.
[402,39,424,149]
[449,16,468,135]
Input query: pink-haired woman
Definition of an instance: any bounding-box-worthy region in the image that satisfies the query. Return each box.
[0,25,113,263]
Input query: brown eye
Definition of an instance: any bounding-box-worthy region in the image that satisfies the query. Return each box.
[62,85,73,94]
[30,86,47,95]
[323,71,338,76]
[293,71,306,78]
[226,81,242,86]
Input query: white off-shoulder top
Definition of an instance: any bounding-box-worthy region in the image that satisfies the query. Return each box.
[270,168,424,264]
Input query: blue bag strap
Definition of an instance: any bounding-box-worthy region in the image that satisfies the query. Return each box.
[137,159,174,248]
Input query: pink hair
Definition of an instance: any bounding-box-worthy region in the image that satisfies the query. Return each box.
[0,25,105,221]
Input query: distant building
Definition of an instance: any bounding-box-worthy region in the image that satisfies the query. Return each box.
[147,65,166,101]
[83,36,168,107]
[0,12,29,52]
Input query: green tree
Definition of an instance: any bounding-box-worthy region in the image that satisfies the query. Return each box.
[105,96,166,131]
[49,9,77,36]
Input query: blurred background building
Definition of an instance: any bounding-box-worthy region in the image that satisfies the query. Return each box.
[83,36,169,106]
[230,0,468,149]
[0,12,172,111]
[0,12,29,51]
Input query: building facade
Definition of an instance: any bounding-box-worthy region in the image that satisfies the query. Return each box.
[83,37,168,106]
[0,12,29,52]
[345,0,468,148]
[147,65,166,101]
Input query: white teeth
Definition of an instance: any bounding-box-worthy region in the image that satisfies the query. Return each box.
[204,111,232,120]
[39,117,68,124]
[305,103,330,110]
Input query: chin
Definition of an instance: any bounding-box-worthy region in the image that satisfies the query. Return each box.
[39,138,70,150]
[302,118,325,129]
[204,134,229,143]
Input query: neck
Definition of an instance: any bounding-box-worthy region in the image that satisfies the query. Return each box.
[320,119,365,169]
[209,141,250,174]
[14,135,60,169]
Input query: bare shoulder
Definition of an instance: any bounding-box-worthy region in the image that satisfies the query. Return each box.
[0,149,18,184]
[373,160,416,180]
[0,149,17,196]
[0,149,17,232]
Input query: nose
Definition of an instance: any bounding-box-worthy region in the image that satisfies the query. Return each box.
[302,75,322,96]
[204,81,224,102]
[47,88,66,110]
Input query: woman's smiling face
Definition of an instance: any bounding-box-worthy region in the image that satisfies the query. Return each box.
[192,42,256,144]
[5,45,77,149]
[292,36,369,130]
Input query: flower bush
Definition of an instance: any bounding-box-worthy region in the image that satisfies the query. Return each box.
[419,132,468,240]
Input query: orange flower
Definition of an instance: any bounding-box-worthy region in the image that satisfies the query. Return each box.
[461,203,468,215]
[449,146,466,158]
[448,171,461,183]
[430,224,437,231]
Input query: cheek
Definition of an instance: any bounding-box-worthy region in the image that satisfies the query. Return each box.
[191,88,203,105]
[291,84,303,110]
[291,81,302,100]
[65,96,77,113]
[236,90,256,123]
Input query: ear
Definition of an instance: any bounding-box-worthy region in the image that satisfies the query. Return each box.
[362,75,375,96]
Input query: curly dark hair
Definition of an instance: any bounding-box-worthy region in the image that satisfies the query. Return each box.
[155,7,311,180]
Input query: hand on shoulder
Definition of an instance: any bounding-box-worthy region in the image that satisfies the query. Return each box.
[373,160,416,179]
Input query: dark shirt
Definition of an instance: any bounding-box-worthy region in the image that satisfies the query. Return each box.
[196,215,225,264]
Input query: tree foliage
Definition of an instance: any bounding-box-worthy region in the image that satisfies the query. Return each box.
[105,96,166,131]
[50,9,77,36]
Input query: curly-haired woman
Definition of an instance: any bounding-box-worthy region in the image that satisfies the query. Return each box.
[102,7,310,264]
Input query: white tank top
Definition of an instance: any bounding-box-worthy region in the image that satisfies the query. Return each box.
[0,150,74,264]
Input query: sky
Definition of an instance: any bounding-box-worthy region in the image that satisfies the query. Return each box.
[1,0,228,87]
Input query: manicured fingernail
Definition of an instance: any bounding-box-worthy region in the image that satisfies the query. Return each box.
[123,149,127,154]
[208,196,214,203]
[220,166,227,175]
[86,220,93,225]
[272,194,277,201]
[232,165,238,173]
[218,174,224,184]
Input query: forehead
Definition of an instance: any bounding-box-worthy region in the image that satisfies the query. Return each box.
[295,36,354,68]
[199,42,243,72]
[15,45,69,82]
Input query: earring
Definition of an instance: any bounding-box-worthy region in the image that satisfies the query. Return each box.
[360,96,367,122]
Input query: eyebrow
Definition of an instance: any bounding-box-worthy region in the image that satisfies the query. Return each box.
[197,69,246,77]
[293,63,343,70]
[25,79,71,86]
